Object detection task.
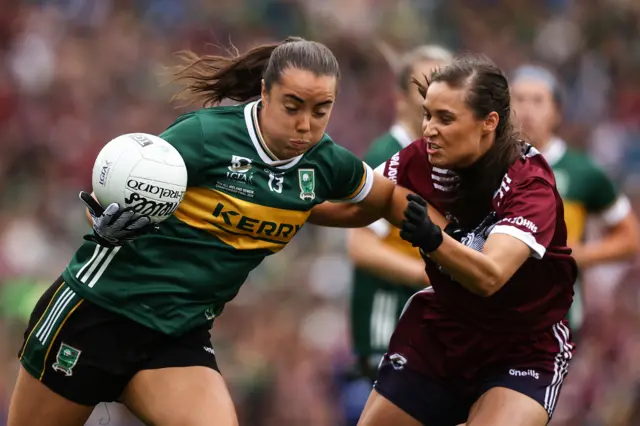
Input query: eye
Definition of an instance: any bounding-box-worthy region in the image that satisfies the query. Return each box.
[285,106,298,114]
[440,117,452,125]
[423,111,432,120]
[313,111,327,118]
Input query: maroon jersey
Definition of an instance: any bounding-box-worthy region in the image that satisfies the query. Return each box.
[379,140,577,333]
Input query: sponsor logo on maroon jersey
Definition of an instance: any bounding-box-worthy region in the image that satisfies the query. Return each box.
[387,152,401,183]
[497,216,539,233]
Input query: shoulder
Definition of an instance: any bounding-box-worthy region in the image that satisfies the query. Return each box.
[191,103,247,127]
[364,132,401,167]
[507,145,557,188]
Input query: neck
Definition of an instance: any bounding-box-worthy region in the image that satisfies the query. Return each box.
[396,117,421,141]
[257,107,286,160]
[532,134,554,153]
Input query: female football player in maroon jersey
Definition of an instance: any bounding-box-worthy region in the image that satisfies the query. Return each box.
[313,54,578,426]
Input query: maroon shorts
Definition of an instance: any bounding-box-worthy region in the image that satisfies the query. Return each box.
[374,289,574,425]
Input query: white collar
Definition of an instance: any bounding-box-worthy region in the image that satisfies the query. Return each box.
[389,124,414,148]
[243,100,303,169]
[541,136,566,167]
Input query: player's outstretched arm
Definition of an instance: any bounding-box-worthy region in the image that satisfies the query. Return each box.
[308,173,446,229]
[347,227,430,287]
[400,194,531,297]
[571,207,639,267]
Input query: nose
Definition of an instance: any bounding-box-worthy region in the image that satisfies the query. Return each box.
[296,113,311,134]
[422,118,437,138]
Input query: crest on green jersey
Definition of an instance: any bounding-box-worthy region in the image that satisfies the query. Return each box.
[298,169,316,200]
[52,343,81,376]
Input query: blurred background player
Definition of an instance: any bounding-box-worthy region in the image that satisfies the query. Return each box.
[510,65,640,337]
[342,44,452,424]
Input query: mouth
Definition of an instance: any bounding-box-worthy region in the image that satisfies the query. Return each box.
[289,140,310,150]
[425,139,441,155]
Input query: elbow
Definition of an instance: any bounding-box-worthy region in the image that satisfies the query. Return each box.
[346,230,366,265]
[626,227,640,256]
[619,214,640,258]
[472,272,507,298]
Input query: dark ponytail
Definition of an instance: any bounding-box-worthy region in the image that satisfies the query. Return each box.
[170,36,340,107]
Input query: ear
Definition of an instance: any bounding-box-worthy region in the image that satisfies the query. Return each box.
[483,111,499,134]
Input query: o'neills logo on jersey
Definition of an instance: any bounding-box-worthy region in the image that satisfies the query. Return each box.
[386,152,401,183]
[125,193,180,217]
[509,369,540,380]
[127,179,184,201]
[209,202,303,241]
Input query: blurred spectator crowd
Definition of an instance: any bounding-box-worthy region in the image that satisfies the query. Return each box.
[1,0,640,425]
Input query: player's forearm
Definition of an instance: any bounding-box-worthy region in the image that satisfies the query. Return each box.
[574,215,639,267]
[427,234,503,297]
[308,202,379,228]
[348,230,429,288]
[382,185,447,229]
[575,236,638,267]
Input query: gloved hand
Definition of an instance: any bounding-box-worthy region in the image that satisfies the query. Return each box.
[80,191,156,247]
[399,194,443,253]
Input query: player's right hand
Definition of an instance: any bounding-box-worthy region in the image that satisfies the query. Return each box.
[400,194,444,253]
[79,191,156,247]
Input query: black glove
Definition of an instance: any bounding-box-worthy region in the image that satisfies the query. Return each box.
[400,194,443,253]
[80,191,156,247]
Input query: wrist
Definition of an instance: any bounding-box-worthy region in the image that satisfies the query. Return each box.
[419,224,443,253]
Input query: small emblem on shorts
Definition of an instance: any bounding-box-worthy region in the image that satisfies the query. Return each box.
[298,169,316,201]
[389,353,407,371]
[52,343,82,376]
[203,346,215,356]
[509,368,539,380]
[204,307,217,320]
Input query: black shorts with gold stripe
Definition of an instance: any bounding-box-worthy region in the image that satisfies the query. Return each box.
[18,276,219,406]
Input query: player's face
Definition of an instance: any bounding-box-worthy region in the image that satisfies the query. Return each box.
[260,68,336,160]
[422,82,498,169]
[400,60,447,131]
[511,79,559,146]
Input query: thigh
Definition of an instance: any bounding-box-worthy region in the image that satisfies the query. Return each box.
[466,387,549,426]
[358,389,422,426]
[369,355,469,426]
[121,366,238,426]
[475,321,574,423]
[17,279,133,406]
[7,365,95,426]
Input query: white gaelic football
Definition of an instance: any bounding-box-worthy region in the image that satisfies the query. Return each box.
[92,133,188,223]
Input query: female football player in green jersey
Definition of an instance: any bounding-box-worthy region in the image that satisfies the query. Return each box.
[9,37,441,426]
[510,64,639,335]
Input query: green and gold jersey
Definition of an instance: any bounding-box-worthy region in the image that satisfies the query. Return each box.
[544,137,629,245]
[543,137,631,330]
[63,101,374,336]
[350,124,422,359]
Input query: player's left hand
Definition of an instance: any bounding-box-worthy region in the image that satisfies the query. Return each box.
[80,191,157,247]
[400,194,443,253]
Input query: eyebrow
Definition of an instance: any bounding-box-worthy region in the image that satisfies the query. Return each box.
[284,94,333,107]
[423,105,455,116]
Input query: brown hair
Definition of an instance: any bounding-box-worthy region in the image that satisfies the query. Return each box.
[415,54,525,227]
[396,45,453,93]
[170,37,341,107]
